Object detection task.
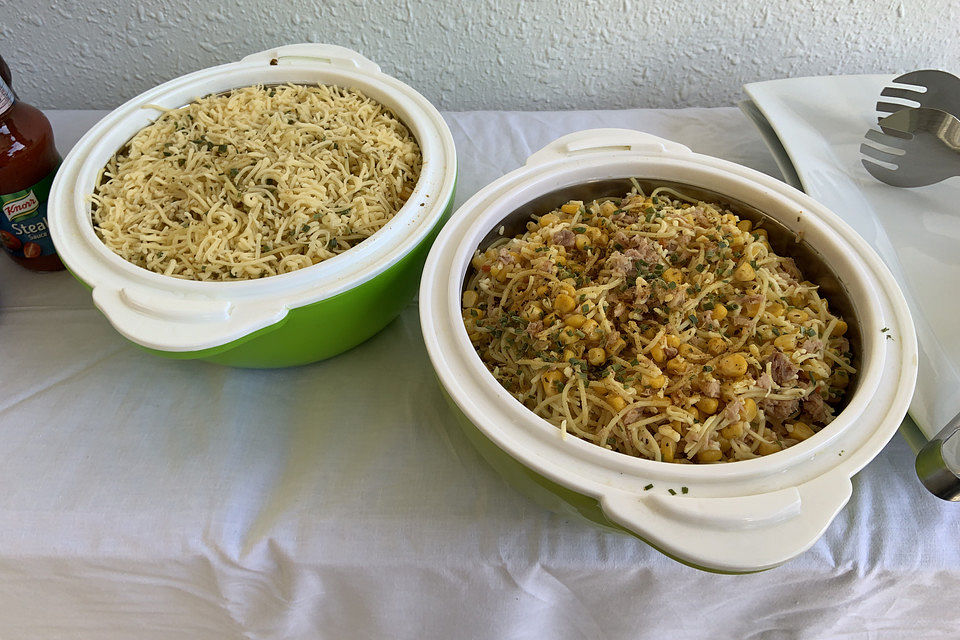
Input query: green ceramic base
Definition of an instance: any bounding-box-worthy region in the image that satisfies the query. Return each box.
[441,388,765,574]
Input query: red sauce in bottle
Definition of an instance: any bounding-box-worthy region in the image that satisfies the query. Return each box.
[0,56,64,271]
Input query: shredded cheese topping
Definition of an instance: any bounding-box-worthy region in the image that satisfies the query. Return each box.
[463,185,855,464]
[91,83,421,280]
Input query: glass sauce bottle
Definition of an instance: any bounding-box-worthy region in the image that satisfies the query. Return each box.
[0,55,64,271]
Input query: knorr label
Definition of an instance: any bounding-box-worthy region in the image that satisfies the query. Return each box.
[0,169,58,260]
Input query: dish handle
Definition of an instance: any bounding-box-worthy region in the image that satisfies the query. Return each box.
[92,285,288,353]
[525,128,693,166]
[599,470,852,573]
[240,43,381,74]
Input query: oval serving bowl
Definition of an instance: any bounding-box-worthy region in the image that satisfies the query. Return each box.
[419,128,916,573]
[49,44,457,367]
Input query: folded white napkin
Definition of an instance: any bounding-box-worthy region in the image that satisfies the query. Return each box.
[743,75,960,441]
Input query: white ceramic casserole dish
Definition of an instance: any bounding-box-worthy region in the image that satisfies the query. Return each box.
[419,129,917,573]
[48,44,457,367]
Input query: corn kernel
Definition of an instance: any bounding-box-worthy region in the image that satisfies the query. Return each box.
[787,421,816,441]
[650,345,666,363]
[665,334,680,348]
[696,449,723,463]
[834,320,848,336]
[462,290,478,308]
[733,261,756,282]
[580,318,599,337]
[720,421,745,439]
[663,268,683,284]
[757,440,782,456]
[745,299,763,316]
[697,397,719,414]
[564,314,587,329]
[600,201,618,216]
[563,349,577,362]
[766,302,785,317]
[586,347,606,366]
[666,357,686,374]
[786,309,809,323]
[559,328,579,345]
[575,234,590,250]
[710,304,728,321]
[717,353,748,378]
[608,338,627,356]
[641,374,667,389]
[660,439,676,463]
[521,303,543,321]
[707,336,726,355]
[607,394,627,412]
[774,334,797,351]
[554,293,576,314]
[737,220,753,232]
[830,370,850,389]
[560,203,580,215]
[540,370,564,394]
[539,213,559,227]
[741,398,758,422]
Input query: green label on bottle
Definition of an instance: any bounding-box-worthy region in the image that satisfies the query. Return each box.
[0,169,59,259]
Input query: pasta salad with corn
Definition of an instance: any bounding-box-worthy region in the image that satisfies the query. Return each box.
[462,184,855,463]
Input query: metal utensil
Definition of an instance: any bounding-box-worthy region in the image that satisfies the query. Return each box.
[916,411,960,501]
[877,69,960,120]
[860,107,960,187]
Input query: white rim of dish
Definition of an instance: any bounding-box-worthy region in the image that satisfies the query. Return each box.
[420,129,917,571]
[48,44,457,352]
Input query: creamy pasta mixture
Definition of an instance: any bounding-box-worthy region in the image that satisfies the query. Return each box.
[91,83,421,280]
[463,186,855,463]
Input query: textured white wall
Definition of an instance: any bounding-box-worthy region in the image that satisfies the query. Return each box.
[3,0,960,111]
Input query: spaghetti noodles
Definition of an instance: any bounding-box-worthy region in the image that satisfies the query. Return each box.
[90,83,421,280]
[463,186,855,463]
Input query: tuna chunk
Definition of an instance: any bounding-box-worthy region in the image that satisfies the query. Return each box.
[606,251,634,277]
[803,393,835,425]
[628,238,660,264]
[699,377,720,398]
[767,349,799,385]
[723,398,744,423]
[760,397,800,421]
[756,371,774,391]
[525,321,543,338]
[800,338,823,353]
[552,229,575,248]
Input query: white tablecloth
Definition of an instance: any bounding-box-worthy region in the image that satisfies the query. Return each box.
[1,109,957,639]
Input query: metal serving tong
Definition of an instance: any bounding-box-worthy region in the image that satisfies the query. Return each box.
[917,412,960,501]
[858,70,960,499]
[861,70,960,188]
